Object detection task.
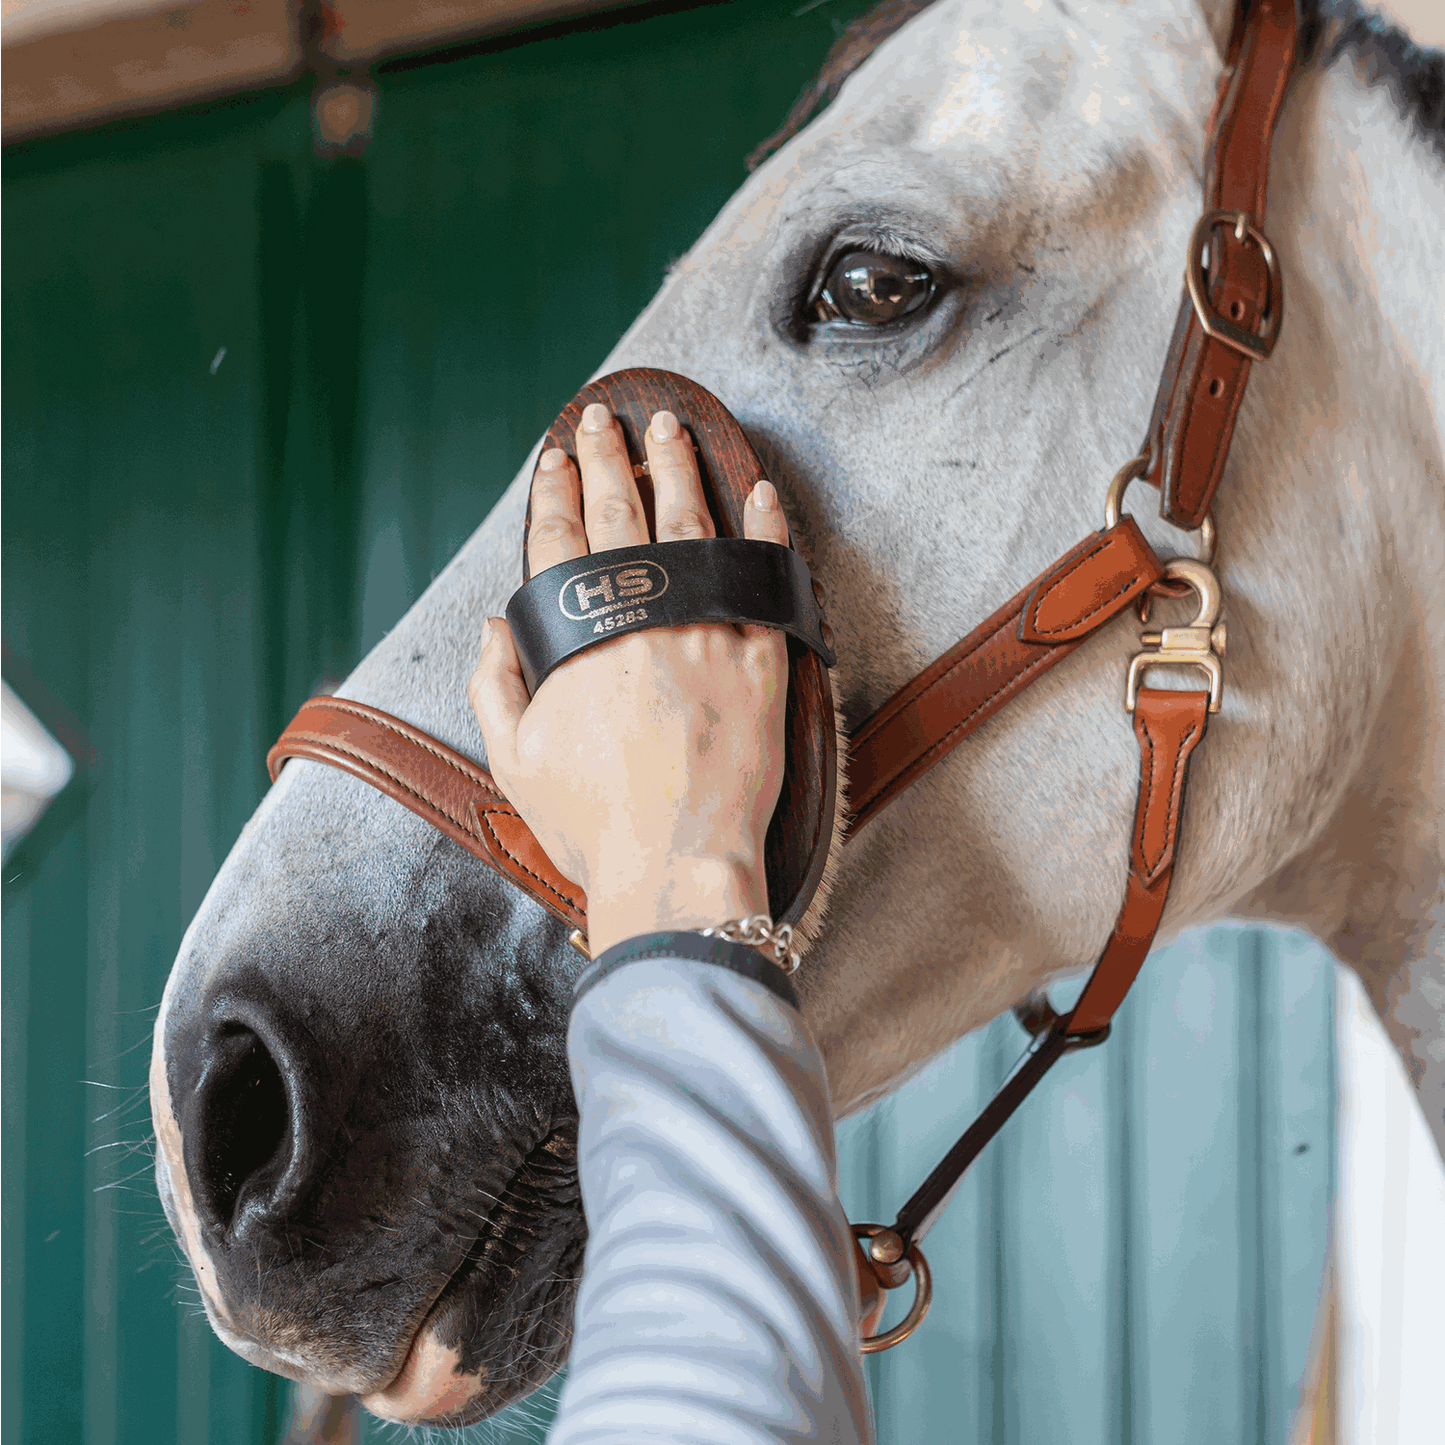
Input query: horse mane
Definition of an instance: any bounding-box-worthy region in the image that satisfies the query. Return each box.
[1314,1,1445,157]
[746,0,1445,173]
[745,0,938,171]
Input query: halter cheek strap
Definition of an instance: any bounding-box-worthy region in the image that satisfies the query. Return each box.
[1143,0,1297,529]
[846,516,1164,834]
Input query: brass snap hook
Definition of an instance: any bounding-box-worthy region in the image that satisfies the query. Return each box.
[853,1223,933,1353]
[1124,557,1226,713]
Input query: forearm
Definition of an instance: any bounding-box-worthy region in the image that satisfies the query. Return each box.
[549,934,874,1445]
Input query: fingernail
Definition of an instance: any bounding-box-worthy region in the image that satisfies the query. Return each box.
[581,402,611,433]
[650,410,680,440]
[480,617,493,647]
[751,479,779,511]
[538,447,567,471]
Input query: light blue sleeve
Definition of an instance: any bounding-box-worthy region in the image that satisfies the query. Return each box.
[548,952,874,1445]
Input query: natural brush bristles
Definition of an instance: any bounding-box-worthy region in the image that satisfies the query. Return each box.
[789,661,849,959]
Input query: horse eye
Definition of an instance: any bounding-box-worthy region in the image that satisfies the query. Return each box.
[813,250,934,326]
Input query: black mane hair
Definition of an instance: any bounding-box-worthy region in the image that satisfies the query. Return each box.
[1312,1,1445,156]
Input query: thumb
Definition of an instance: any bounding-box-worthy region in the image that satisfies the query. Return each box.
[467,616,529,780]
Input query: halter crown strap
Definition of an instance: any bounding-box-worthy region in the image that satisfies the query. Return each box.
[1143,0,1299,529]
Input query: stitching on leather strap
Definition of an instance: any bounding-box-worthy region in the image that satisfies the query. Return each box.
[1026,533,1135,638]
[1157,718,1200,881]
[1135,714,1199,884]
[1134,721,1158,876]
[468,801,584,912]
[282,729,480,842]
[852,645,1057,820]
[850,586,1039,748]
[281,729,583,913]
[876,603,1023,725]
[278,714,584,915]
[298,698,495,792]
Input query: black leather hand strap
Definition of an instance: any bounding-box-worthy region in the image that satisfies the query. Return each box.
[505,537,836,695]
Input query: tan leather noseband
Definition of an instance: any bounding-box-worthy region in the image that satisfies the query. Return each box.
[268,0,1299,1351]
[270,695,587,931]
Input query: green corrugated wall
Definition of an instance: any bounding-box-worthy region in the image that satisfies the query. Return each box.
[1,3,1334,1442]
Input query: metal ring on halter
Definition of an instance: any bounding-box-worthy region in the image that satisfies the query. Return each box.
[1104,455,1216,566]
[852,1224,933,1352]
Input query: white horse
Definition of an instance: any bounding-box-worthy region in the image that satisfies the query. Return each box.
[150,0,1445,1425]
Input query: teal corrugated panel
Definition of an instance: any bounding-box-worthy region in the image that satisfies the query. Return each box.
[1259,930,1336,1439]
[3,89,301,1445]
[1130,930,1262,1443]
[835,930,1334,1445]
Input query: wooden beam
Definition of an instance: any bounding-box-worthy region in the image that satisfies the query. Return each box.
[1,0,645,144]
[3,1,299,141]
[325,0,642,67]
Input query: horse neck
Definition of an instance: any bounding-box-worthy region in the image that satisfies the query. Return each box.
[1237,53,1445,1152]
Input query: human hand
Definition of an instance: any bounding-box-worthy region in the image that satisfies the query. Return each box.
[467,402,790,957]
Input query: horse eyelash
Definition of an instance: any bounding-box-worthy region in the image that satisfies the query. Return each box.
[828,223,941,266]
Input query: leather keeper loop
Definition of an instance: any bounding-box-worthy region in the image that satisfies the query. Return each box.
[1016,519,1161,645]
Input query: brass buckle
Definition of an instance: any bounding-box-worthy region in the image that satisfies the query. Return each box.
[1125,557,1226,714]
[1185,209,1282,362]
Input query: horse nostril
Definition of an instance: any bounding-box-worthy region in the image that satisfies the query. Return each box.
[195,1026,291,1231]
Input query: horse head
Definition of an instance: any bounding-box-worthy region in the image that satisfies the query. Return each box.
[150,0,1445,1425]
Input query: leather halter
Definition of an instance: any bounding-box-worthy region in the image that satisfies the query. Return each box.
[268,0,1298,1351]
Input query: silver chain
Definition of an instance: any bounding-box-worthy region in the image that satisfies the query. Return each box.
[700,913,799,974]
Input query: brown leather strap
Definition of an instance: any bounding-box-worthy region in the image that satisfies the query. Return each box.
[1143,0,1298,530]
[846,518,1163,835]
[879,687,1210,1249]
[267,696,587,932]
[1066,688,1210,1034]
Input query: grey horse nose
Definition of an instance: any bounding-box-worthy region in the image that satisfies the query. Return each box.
[183,1021,300,1240]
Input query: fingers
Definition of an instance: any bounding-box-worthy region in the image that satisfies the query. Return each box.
[743,479,790,547]
[466,617,529,781]
[531,406,790,622]
[646,411,714,542]
[576,403,649,552]
[741,480,793,654]
[527,448,586,577]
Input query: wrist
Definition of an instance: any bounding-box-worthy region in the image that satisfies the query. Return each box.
[585,853,768,958]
